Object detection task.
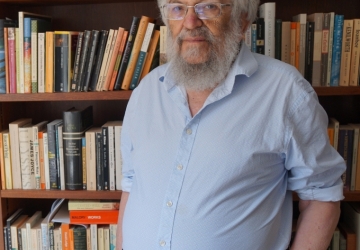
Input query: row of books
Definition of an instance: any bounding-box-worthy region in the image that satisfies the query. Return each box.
[327,118,360,191]
[244,2,360,87]
[0,106,124,191]
[4,199,120,250]
[0,12,161,94]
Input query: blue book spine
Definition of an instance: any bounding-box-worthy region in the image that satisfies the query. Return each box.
[251,23,257,52]
[330,15,344,86]
[129,51,146,89]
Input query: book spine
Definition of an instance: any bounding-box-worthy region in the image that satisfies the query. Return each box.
[54,33,70,92]
[31,19,38,93]
[330,15,344,86]
[320,13,330,86]
[350,127,359,191]
[45,31,54,93]
[18,13,25,93]
[256,18,265,55]
[69,210,119,224]
[309,13,324,86]
[90,224,97,250]
[43,132,50,189]
[82,137,86,190]
[73,226,87,250]
[58,125,65,190]
[19,127,32,189]
[102,127,109,190]
[7,28,17,93]
[275,19,282,60]
[68,201,120,210]
[339,20,354,86]
[47,124,59,189]
[304,21,314,83]
[3,133,12,189]
[0,20,6,94]
[76,30,92,91]
[159,25,167,66]
[109,224,117,250]
[96,131,103,190]
[38,33,45,93]
[114,125,122,191]
[113,16,141,90]
[251,23,257,52]
[39,131,45,189]
[70,32,84,91]
[349,19,360,86]
[24,18,32,93]
[108,126,115,190]
[326,13,335,86]
[259,2,276,58]
[0,133,5,190]
[139,29,160,81]
[83,30,100,92]
[294,22,300,70]
[33,127,40,189]
[15,28,20,93]
[290,22,297,67]
[86,130,96,191]
[281,21,291,64]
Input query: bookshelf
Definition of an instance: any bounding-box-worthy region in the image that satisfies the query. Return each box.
[0,0,359,248]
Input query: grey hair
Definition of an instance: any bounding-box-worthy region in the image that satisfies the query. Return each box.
[157,0,260,26]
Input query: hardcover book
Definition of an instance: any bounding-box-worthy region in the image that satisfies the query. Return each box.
[63,106,93,190]
[82,30,100,92]
[339,20,354,86]
[70,31,84,91]
[69,210,119,224]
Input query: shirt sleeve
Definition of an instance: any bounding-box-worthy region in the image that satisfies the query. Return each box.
[285,84,346,202]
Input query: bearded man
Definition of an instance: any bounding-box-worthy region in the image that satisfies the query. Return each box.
[116,0,345,249]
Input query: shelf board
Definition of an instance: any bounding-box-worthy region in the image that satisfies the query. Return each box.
[0,190,122,199]
[0,91,132,102]
[0,0,148,4]
[314,86,360,96]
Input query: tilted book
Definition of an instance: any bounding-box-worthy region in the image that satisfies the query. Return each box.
[63,106,93,190]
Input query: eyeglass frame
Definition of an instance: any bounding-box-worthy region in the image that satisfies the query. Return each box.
[160,2,232,20]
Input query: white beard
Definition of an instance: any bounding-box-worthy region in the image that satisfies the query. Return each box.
[166,23,242,91]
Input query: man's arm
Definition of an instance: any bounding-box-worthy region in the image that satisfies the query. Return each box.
[116,191,129,250]
[290,199,340,250]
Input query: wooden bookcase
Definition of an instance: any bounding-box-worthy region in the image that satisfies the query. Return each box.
[0,0,359,248]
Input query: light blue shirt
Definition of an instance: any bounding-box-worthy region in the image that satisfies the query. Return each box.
[121,45,345,250]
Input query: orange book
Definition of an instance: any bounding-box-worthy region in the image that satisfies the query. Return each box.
[45,31,54,93]
[69,209,119,224]
[102,27,125,91]
[327,127,334,147]
[140,29,160,81]
[4,27,9,93]
[108,30,128,91]
[61,223,70,250]
[121,15,155,90]
[69,225,75,250]
[38,130,46,189]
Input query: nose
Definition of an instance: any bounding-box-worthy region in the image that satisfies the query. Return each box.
[182,6,203,30]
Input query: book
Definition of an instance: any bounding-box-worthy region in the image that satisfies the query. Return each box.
[7,27,17,93]
[85,127,101,191]
[339,20,354,86]
[70,31,84,91]
[330,15,345,86]
[37,32,46,93]
[349,124,360,191]
[255,17,265,55]
[326,12,335,86]
[290,22,297,67]
[69,210,119,224]
[26,211,42,250]
[121,15,155,90]
[9,118,32,189]
[87,30,108,92]
[109,224,117,250]
[58,124,65,190]
[19,124,35,189]
[76,30,92,92]
[82,136,86,190]
[304,21,315,83]
[38,128,47,189]
[3,27,9,93]
[244,24,252,50]
[68,200,120,210]
[82,30,100,92]
[139,27,160,81]
[338,125,355,191]
[251,21,257,52]
[73,225,87,250]
[95,129,104,190]
[292,14,307,76]
[5,208,24,250]
[18,12,52,93]
[129,22,155,89]
[2,130,12,190]
[0,130,5,190]
[32,121,48,189]
[113,16,141,90]
[10,214,28,250]
[340,202,360,250]
[281,21,291,64]
[159,25,167,66]
[275,19,282,60]
[90,224,97,250]
[63,106,93,190]
[108,30,129,90]
[54,31,79,92]
[114,123,123,191]
[43,131,50,189]
[102,27,125,91]
[320,12,331,86]
[61,222,70,250]
[349,19,360,86]
[45,31,54,93]
[30,219,42,249]
[47,119,63,190]
[307,13,324,86]
[259,2,276,58]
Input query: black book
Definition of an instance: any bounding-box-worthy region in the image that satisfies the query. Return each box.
[70,31,84,91]
[5,208,24,250]
[54,33,69,92]
[96,130,104,190]
[76,30,91,92]
[102,125,109,190]
[88,30,109,92]
[73,225,87,249]
[83,30,100,92]
[47,119,63,190]
[304,21,314,83]
[256,17,265,55]
[114,16,141,90]
[63,106,93,190]
[337,125,354,191]
[275,19,282,60]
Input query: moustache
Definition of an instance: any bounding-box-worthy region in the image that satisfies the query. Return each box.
[175,27,216,45]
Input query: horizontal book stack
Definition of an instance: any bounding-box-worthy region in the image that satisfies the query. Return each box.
[244,3,360,87]
[0,12,160,94]
[0,114,123,191]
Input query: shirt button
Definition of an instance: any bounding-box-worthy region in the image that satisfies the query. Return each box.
[160,240,166,247]
[177,165,183,170]
[186,128,192,135]
[166,201,173,207]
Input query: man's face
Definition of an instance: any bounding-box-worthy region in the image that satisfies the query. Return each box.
[167,0,233,65]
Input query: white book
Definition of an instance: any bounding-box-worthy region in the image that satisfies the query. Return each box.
[32,121,48,189]
[26,211,42,250]
[30,219,42,250]
[58,125,65,190]
[9,118,32,189]
[104,226,110,250]
[292,13,307,76]
[19,124,34,189]
[10,214,28,250]
[259,2,276,58]
[109,224,117,250]
[85,127,101,191]
[20,220,28,250]
[54,224,61,250]
[43,131,50,189]
[3,130,13,189]
[96,29,115,91]
[244,24,252,49]
[114,123,123,191]
[91,224,98,250]
[98,226,104,250]
[38,32,46,93]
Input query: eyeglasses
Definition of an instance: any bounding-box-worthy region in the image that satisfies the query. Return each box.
[161,2,232,20]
